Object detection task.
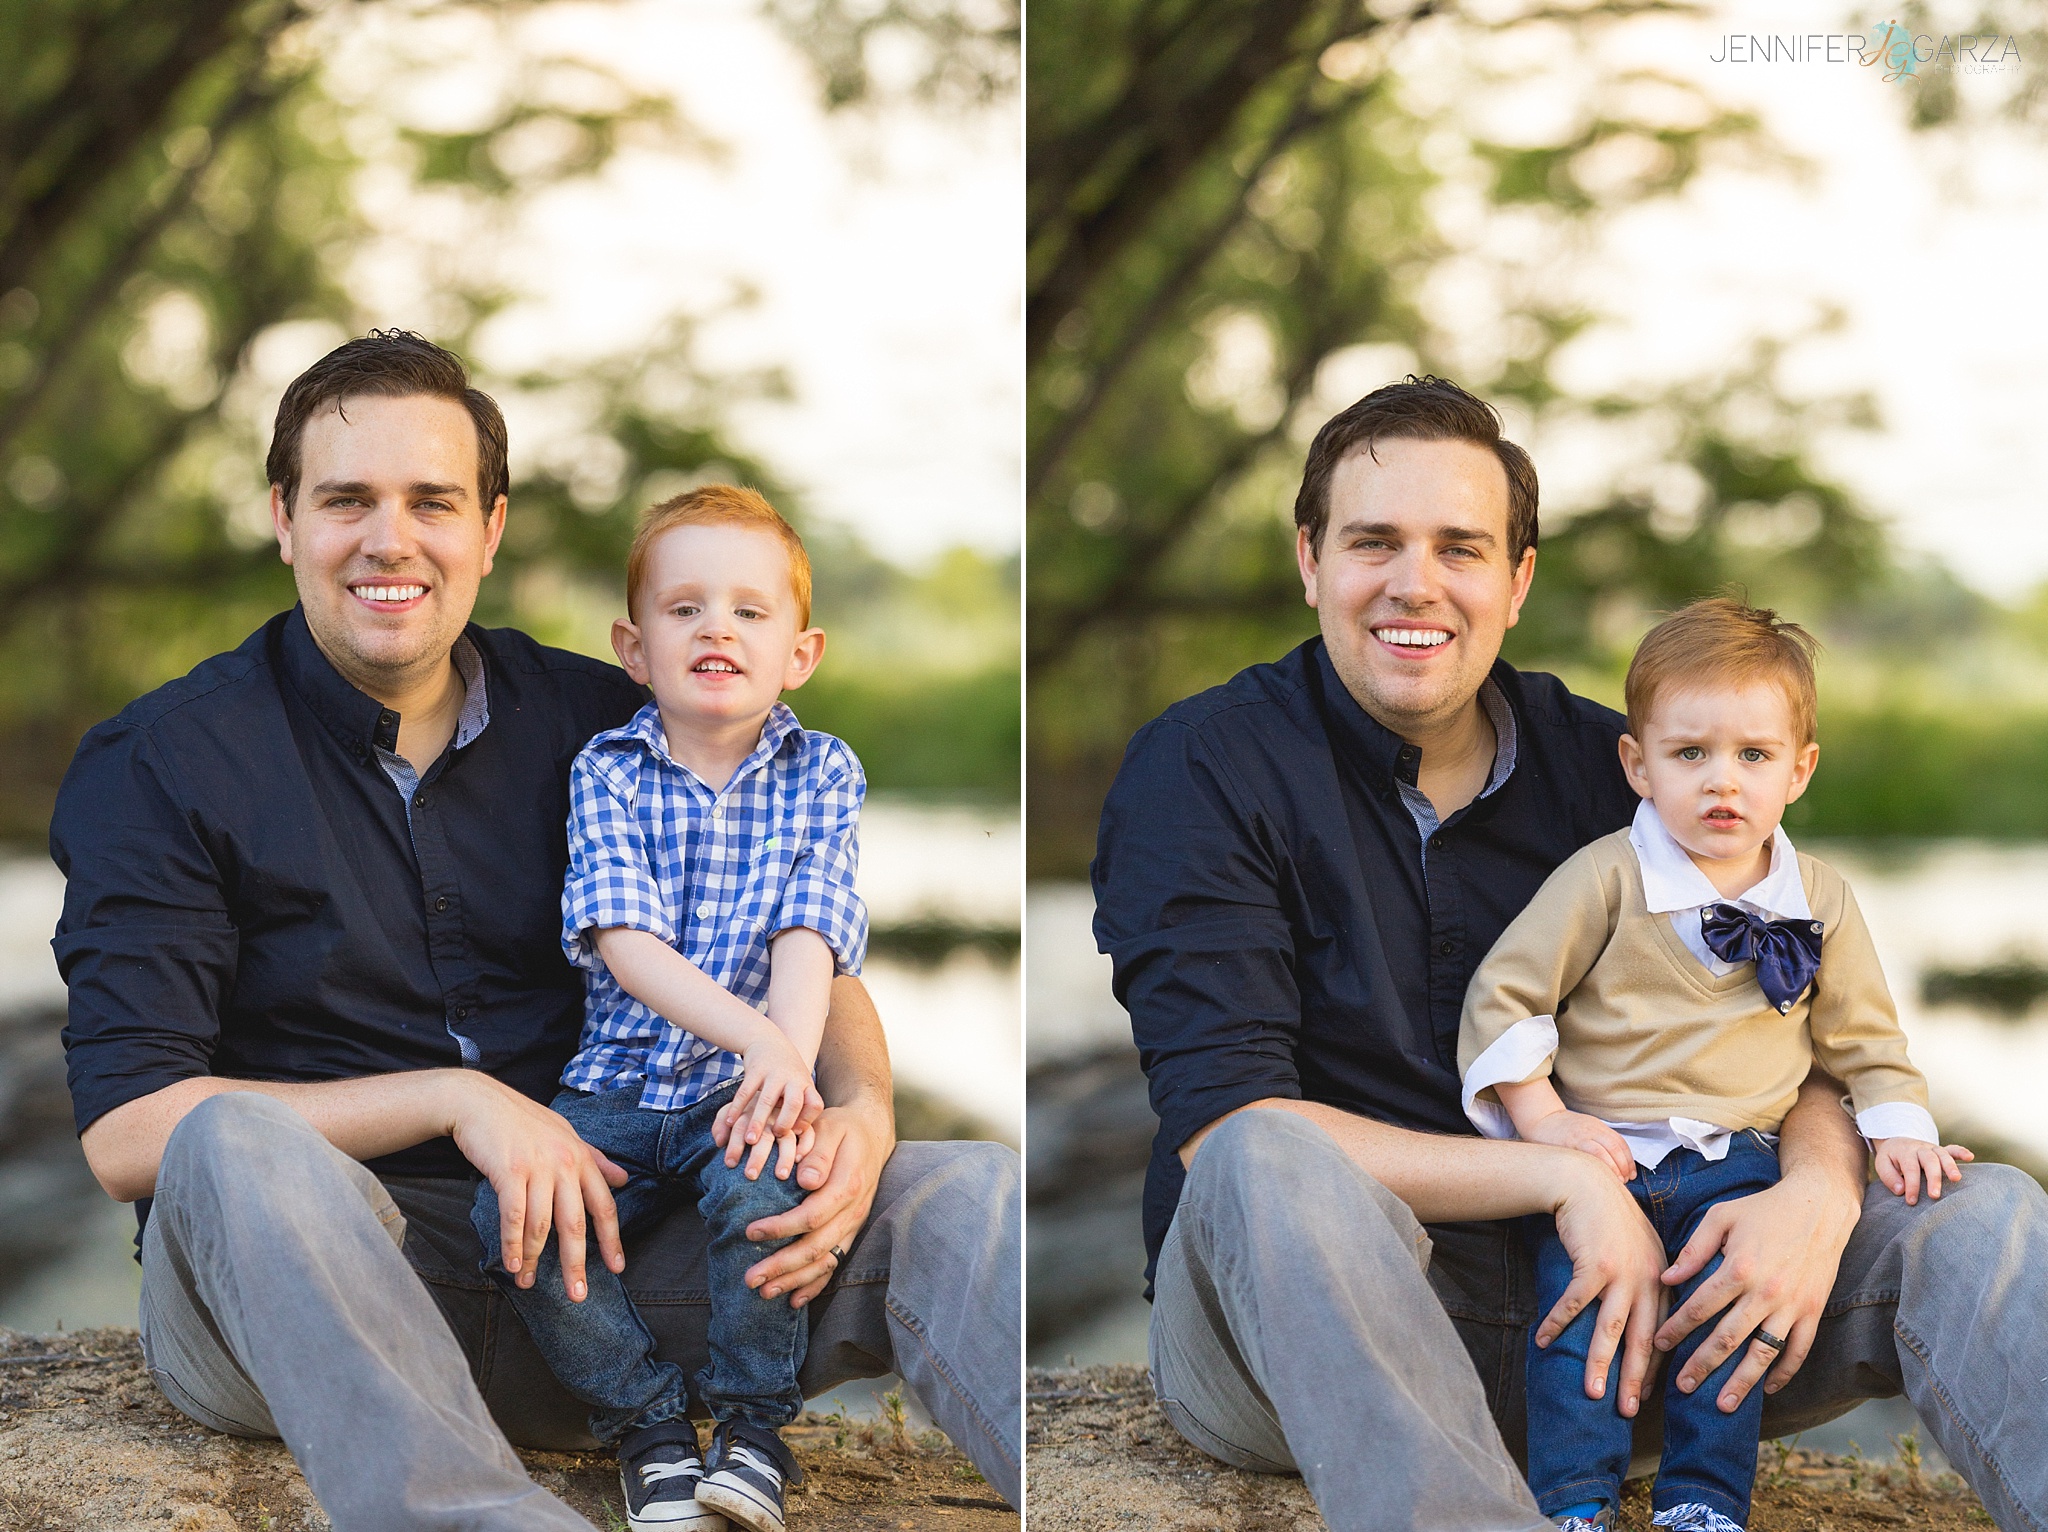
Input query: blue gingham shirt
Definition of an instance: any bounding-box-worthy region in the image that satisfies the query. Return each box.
[560,700,867,1111]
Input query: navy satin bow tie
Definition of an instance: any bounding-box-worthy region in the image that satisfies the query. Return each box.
[1700,904,1824,1013]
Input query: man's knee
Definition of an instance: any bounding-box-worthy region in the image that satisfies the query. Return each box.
[1183,1108,1430,1270]
[1901,1160,2047,1260]
[162,1091,319,1181]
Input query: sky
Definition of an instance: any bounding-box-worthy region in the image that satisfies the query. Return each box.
[323,0,1021,570]
[1496,0,2048,598]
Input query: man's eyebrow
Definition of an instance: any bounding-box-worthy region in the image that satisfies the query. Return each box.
[1332,519,1499,546]
[306,479,474,500]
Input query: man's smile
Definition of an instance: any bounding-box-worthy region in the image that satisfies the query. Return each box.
[1371,624,1454,652]
[348,581,430,609]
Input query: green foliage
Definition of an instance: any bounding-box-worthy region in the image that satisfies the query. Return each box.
[0,0,1020,844]
[1025,0,1886,874]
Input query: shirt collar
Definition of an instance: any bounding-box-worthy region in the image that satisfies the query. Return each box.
[620,698,804,790]
[1629,797,1810,919]
[281,606,492,762]
[1314,639,1520,797]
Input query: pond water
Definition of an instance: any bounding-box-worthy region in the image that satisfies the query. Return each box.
[1028,841,2048,1467]
[0,799,1020,1342]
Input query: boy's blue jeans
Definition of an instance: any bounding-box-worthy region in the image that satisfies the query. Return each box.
[470,1081,808,1445]
[1527,1131,1781,1526]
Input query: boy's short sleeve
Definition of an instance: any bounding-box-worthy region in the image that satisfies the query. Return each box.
[561,747,676,969]
[773,736,867,975]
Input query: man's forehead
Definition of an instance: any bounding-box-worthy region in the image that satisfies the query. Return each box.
[300,393,479,464]
[1328,436,1509,532]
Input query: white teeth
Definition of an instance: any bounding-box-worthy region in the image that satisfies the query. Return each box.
[697,659,737,672]
[356,585,425,602]
[1374,628,1451,647]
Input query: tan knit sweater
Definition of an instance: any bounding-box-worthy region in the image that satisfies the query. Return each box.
[1457,828,1928,1133]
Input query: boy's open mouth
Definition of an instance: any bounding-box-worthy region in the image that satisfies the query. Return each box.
[694,657,741,674]
[1702,807,1742,824]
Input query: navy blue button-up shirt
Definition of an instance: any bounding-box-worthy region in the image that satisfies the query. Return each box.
[1092,638,1640,1291]
[51,606,646,1180]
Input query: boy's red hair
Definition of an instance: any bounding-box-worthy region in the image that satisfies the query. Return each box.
[626,484,812,627]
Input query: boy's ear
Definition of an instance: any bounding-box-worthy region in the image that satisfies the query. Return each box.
[781,627,826,692]
[1782,740,1821,804]
[1617,733,1652,797]
[611,617,650,685]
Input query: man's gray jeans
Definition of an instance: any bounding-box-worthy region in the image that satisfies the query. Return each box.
[139,1092,1021,1530]
[1150,1110,2048,1532]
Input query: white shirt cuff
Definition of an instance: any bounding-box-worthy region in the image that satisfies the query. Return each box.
[1856,1101,1939,1145]
[1460,1015,1559,1140]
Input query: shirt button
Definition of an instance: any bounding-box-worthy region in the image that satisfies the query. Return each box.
[414,792,429,809]
[455,1006,470,1019]
[1437,939,1455,956]
[434,896,449,913]
[1429,834,1444,850]
[696,902,711,918]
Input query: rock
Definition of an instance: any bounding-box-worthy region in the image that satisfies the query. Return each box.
[0,1328,1015,1531]
[1027,1365,1994,1532]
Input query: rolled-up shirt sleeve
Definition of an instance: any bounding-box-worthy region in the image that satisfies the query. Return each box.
[560,749,675,968]
[1092,717,1303,1157]
[51,722,238,1135]
[773,738,867,975]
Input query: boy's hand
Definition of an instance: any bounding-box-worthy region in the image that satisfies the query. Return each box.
[727,1027,826,1181]
[1523,1109,1637,1183]
[1873,1136,1971,1205]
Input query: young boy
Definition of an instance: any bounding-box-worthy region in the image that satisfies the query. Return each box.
[471,485,866,1532]
[1457,598,1970,1532]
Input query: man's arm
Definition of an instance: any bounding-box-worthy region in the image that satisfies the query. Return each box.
[1653,1066,1866,1408]
[81,1068,632,1301]
[1184,1098,1673,1414]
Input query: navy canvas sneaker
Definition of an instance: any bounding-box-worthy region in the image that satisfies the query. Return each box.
[696,1419,805,1532]
[618,1420,726,1532]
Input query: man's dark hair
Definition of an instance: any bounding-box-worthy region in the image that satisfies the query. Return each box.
[266,329,509,515]
[1293,375,1538,563]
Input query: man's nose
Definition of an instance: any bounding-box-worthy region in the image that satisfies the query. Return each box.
[1383,545,1439,604]
[359,500,418,560]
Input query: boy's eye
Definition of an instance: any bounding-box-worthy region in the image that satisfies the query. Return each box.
[736,607,766,621]
[1740,747,1767,763]
[1677,746,1704,761]
[671,603,700,617]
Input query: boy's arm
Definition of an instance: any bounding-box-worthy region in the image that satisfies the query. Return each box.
[764,737,867,1070]
[765,927,833,1067]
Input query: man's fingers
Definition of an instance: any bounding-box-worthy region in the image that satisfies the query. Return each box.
[1615,1281,1662,1417]
[1675,1293,1767,1392]
[583,1161,626,1274]
[1661,1204,1732,1289]
[1764,1315,1817,1393]
[1582,1284,1633,1400]
[499,1177,528,1274]
[521,1177,554,1288]
[595,1149,631,1189]
[1535,1270,1604,1350]
[711,1099,739,1151]
[555,1181,589,1302]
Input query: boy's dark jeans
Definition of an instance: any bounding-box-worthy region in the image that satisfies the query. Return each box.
[1528,1131,1781,1525]
[471,1081,808,1444]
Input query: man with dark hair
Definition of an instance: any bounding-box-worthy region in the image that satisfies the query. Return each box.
[53,331,1021,1530]
[1093,375,2048,1529]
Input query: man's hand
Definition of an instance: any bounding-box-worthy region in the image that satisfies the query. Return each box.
[1653,1162,1861,1409]
[447,1074,628,1303]
[713,1095,892,1308]
[1873,1136,1971,1205]
[1520,1108,1637,1183]
[1543,1157,1669,1415]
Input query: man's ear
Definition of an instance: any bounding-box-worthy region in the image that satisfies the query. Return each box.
[611,617,650,684]
[479,493,508,577]
[1296,526,1320,610]
[1618,733,1652,798]
[782,628,827,692]
[271,484,294,565]
[1503,544,1537,628]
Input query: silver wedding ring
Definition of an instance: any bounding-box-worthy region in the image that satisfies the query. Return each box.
[1753,1328,1786,1351]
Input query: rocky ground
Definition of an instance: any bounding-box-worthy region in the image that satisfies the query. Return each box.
[1027,1365,1994,1532]
[0,1328,1015,1532]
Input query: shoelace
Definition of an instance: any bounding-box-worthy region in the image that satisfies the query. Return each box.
[1651,1504,1745,1532]
[640,1459,703,1486]
[727,1444,783,1486]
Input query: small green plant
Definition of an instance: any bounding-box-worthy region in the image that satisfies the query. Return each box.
[599,1497,630,1532]
[828,1401,850,1451]
[953,1460,987,1482]
[1763,1434,1801,1489]
[1895,1429,1924,1490]
[1843,1438,1866,1492]
[882,1386,909,1444]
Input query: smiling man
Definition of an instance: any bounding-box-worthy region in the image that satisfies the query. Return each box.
[1091,376,2048,1530]
[50,331,1020,1529]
